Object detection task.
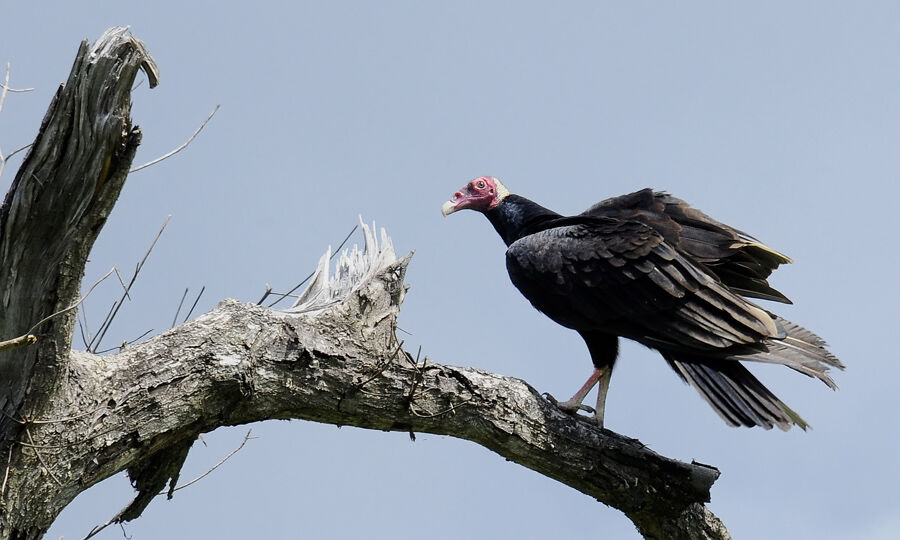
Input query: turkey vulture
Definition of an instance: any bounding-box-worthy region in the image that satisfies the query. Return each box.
[442,176,843,430]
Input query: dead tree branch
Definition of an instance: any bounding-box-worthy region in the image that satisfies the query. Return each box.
[1,245,728,539]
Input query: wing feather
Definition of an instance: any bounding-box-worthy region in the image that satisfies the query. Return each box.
[506,219,779,351]
[581,189,792,303]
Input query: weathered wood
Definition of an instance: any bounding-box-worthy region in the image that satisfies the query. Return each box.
[3,252,727,539]
[0,27,159,437]
[0,27,730,540]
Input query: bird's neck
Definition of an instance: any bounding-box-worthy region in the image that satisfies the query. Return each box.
[484,194,561,246]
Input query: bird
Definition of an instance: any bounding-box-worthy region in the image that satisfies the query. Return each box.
[441,176,843,430]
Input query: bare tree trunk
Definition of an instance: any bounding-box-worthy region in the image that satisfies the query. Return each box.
[0,28,730,540]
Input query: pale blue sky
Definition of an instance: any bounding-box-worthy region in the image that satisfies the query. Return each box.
[2,3,898,539]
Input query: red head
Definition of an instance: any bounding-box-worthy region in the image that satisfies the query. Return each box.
[441,176,510,216]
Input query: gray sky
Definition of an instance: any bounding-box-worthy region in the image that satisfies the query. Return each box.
[2,3,898,539]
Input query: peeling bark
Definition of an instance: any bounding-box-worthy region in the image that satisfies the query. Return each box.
[0,28,731,540]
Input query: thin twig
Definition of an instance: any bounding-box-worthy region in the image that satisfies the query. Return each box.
[27,406,103,425]
[129,105,220,172]
[26,267,116,337]
[172,288,189,328]
[79,307,92,349]
[406,346,425,403]
[87,302,117,352]
[256,284,273,306]
[0,84,35,92]
[261,289,300,302]
[0,142,32,179]
[0,66,34,94]
[409,398,473,419]
[0,65,10,181]
[0,65,32,180]
[0,63,11,121]
[79,417,242,540]
[94,328,154,354]
[267,275,315,308]
[14,439,86,450]
[5,142,31,160]
[81,506,129,540]
[0,334,36,353]
[163,429,256,495]
[0,268,116,353]
[353,340,404,393]
[182,286,205,323]
[267,224,359,308]
[91,216,170,352]
[114,267,132,300]
[1,446,11,497]
[24,425,63,487]
[15,428,113,450]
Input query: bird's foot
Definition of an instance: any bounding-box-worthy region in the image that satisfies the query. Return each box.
[585,413,605,430]
[542,392,596,414]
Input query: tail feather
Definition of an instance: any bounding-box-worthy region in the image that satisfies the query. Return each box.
[661,315,842,430]
[725,316,843,389]
[664,354,807,430]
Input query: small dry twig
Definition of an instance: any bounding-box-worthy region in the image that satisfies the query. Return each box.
[4,143,32,159]
[88,302,117,351]
[90,217,170,352]
[352,340,404,393]
[409,398,473,419]
[0,268,116,353]
[0,334,37,353]
[0,63,34,181]
[256,284,274,306]
[182,286,205,323]
[0,63,12,119]
[164,429,256,495]
[0,66,34,95]
[129,105,220,173]
[114,267,131,300]
[81,507,128,540]
[23,425,62,487]
[81,429,254,540]
[406,346,426,403]
[265,224,359,307]
[0,143,32,181]
[94,328,154,354]
[1,446,11,497]
[172,288,189,328]
[18,404,103,427]
[78,308,92,349]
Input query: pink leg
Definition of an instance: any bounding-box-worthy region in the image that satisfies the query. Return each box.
[591,366,613,428]
[545,366,614,428]
[548,368,602,414]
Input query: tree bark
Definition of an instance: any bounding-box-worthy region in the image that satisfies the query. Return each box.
[0,27,158,434]
[0,28,730,540]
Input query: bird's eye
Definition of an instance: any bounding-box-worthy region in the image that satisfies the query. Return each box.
[476,180,486,189]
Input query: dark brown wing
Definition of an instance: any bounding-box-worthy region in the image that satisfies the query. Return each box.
[505,218,782,351]
[581,189,792,303]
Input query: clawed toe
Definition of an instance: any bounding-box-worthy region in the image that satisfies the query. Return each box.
[542,392,595,414]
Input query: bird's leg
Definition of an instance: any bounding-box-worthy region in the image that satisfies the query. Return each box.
[589,365,613,428]
[544,368,602,414]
